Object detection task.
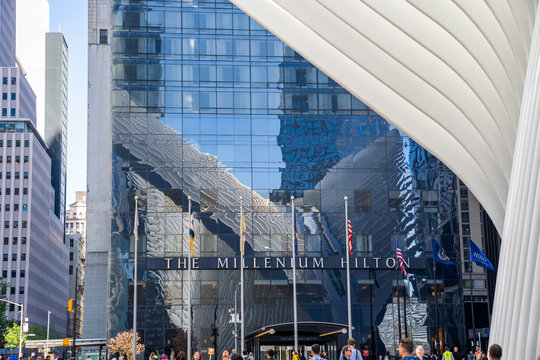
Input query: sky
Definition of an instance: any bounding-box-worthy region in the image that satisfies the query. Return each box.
[49,0,88,206]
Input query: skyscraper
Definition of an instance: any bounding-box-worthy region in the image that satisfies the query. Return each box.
[85,0,478,356]
[0,0,16,67]
[45,32,68,223]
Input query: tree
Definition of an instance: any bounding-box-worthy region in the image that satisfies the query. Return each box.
[27,324,62,340]
[3,323,28,349]
[108,329,145,360]
[171,329,198,355]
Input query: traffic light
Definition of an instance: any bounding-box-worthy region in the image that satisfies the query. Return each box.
[68,299,74,312]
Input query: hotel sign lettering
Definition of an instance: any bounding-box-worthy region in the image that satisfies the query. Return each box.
[146,256,424,270]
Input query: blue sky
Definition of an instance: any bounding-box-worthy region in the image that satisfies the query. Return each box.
[49,0,87,205]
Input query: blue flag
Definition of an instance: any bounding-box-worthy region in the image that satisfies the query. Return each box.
[469,239,495,271]
[432,238,455,265]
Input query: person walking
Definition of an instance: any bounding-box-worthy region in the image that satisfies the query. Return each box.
[452,347,462,360]
[442,347,454,360]
[384,352,392,360]
[222,350,231,360]
[415,346,427,360]
[398,338,415,360]
[292,352,299,360]
[265,350,276,360]
[341,347,352,360]
[339,339,363,360]
[487,345,501,360]
[310,345,322,360]
[192,352,200,360]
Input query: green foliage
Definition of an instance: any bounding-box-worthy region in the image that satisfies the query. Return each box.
[27,324,62,340]
[4,323,28,349]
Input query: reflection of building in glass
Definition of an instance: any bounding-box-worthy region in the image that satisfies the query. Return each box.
[85,1,488,358]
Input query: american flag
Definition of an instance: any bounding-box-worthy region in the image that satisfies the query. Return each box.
[347,218,353,255]
[396,238,408,278]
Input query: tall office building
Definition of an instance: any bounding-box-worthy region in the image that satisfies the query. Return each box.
[1,5,69,334]
[85,0,492,357]
[45,32,68,223]
[0,0,16,67]
[64,191,86,338]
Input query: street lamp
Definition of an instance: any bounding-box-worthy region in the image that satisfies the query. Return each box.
[0,299,25,359]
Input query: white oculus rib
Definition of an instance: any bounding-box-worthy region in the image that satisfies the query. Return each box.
[230,0,540,357]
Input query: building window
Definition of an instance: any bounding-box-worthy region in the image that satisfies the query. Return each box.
[11,254,16,261]
[23,188,28,195]
[12,237,17,244]
[15,156,20,164]
[9,304,14,311]
[99,29,108,44]
[200,281,218,305]
[23,156,29,163]
[22,203,27,211]
[69,252,74,261]
[19,287,24,294]
[14,188,18,195]
[15,140,20,147]
[13,204,18,211]
[2,77,7,85]
[14,172,19,179]
[69,265,73,275]
[11,77,16,85]
[11,270,16,278]
[23,172,28,179]
[0,140,2,146]
[4,204,9,211]
[422,190,439,213]
[6,171,10,179]
[21,237,26,244]
[3,238,8,245]
[21,221,26,229]
[389,190,405,212]
[5,188,10,195]
[69,239,74,248]
[1,270,6,278]
[200,189,218,212]
[21,253,26,261]
[13,221,18,228]
[2,254,7,261]
[24,140,29,147]
[6,156,11,163]
[11,93,15,100]
[1,108,6,116]
[356,234,373,256]
[2,93,6,100]
[10,287,15,295]
[4,221,8,229]
[20,270,25,278]
[10,109,15,117]
[7,140,11,147]
[354,189,372,213]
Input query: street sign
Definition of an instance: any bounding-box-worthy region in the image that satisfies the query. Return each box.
[209,348,214,355]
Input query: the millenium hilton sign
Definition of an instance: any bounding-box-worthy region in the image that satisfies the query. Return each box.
[147,256,424,270]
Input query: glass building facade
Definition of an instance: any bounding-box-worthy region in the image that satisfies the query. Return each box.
[108,0,467,358]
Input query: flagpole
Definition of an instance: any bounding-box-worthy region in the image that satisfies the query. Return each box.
[187,196,192,360]
[396,262,402,341]
[433,255,440,357]
[240,196,245,353]
[133,196,138,360]
[469,263,476,349]
[403,272,408,338]
[344,196,352,337]
[291,196,298,353]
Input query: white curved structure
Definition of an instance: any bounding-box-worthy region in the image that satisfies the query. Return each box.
[230,0,540,357]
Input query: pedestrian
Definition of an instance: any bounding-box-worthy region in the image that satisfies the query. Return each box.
[487,344,501,360]
[222,350,231,360]
[339,339,363,360]
[378,355,383,360]
[442,347,454,360]
[292,351,299,360]
[452,347,462,360]
[384,352,392,360]
[193,352,200,360]
[177,351,185,360]
[415,346,426,360]
[112,353,120,360]
[310,345,322,360]
[321,352,328,360]
[170,351,176,360]
[300,352,306,360]
[467,351,473,360]
[149,353,156,360]
[341,346,352,360]
[398,338,415,360]
[265,350,275,360]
